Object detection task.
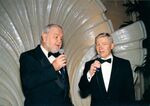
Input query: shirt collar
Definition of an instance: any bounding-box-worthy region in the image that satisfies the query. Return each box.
[101,54,113,60]
[40,45,48,58]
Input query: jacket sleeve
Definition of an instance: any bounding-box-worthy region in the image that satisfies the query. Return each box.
[125,60,135,101]
[78,61,93,98]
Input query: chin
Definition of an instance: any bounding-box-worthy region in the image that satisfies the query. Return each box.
[100,55,107,58]
[51,49,59,53]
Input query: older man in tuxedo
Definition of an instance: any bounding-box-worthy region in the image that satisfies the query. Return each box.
[78,33,135,106]
[20,24,73,106]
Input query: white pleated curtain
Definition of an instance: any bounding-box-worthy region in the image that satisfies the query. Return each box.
[0,0,146,106]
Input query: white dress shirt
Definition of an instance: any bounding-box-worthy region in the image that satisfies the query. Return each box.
[40,45,56,63]
[87,54,113,91]
[41,45,62,74]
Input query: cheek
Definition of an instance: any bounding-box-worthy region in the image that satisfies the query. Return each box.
[47,37,54,45]
[96,46,99,51]
[106,47,112,53]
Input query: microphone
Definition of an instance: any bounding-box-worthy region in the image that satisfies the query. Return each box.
[59,49,64,55]
[95,55,101,72]
[96,68,100,72]
[59,49,66,73]
[59,49,67,89]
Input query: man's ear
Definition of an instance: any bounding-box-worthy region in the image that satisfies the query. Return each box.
[111,43,115,49]
[41,32,47,42]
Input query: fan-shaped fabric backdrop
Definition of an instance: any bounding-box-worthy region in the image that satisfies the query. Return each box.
[0,0,147,106]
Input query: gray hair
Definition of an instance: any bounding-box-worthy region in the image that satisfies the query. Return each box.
[95,33,113,44]
[42,24,63,33]
[41,24,63,43]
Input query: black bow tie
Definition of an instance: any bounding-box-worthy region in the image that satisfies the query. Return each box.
[48,52,59,57]
[97,58,111,64]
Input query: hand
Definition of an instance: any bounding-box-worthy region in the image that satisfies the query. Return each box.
[89,60,100,77]
[52,54,67,71]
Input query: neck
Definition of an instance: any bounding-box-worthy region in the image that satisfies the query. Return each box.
[100,54,112,59]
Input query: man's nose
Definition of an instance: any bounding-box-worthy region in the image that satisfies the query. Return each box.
[58,38,62,43]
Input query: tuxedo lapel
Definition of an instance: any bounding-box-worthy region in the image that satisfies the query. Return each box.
[96,68,107,93]
[95,57,119,94]
[33,45,70,95]
[33,45,50,67]
[33,45,67,90]
[107,56,119,93]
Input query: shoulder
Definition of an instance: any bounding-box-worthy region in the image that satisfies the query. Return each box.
[84,59,97,70]
[114,56,126,61]
[20,45,40,56]
[19,45,41,60]
[113,55,131,66]
[85,59,95,65]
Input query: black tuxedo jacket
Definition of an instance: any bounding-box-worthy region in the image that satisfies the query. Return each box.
[79,56,135,106]
[20,45,72,106]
